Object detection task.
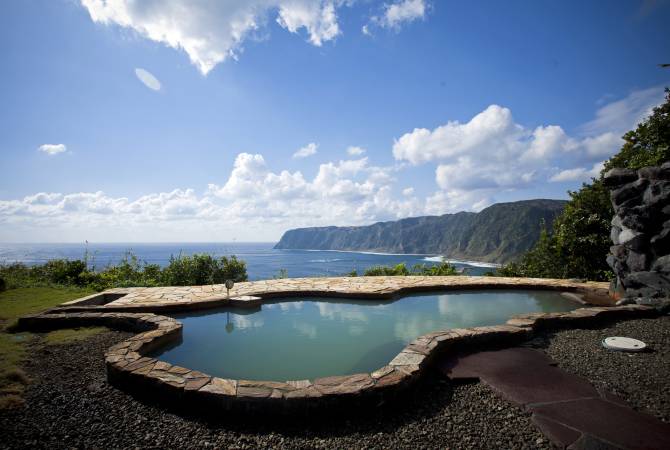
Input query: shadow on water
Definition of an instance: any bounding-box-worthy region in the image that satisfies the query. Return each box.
[348,339,407,374]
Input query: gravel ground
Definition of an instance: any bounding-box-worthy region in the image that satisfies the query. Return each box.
[0,330,549,450]
[540,315,670,423]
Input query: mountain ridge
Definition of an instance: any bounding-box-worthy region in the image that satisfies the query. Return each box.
[274,199,567,264]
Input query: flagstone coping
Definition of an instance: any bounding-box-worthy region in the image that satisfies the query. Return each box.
[56,276,613,313]
[15,277,659,416]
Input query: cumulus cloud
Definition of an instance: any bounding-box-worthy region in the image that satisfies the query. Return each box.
[134,68,161,90]
[276,1,340,46]
[364,0,427,34]
[38,144,67,155]
[392,85,666,213]
[0,151,423,240]
[205,153,419,223]
[81,0,348,74]
[346,145,366,156]
[293,142,318,158]
[549,162,604,183]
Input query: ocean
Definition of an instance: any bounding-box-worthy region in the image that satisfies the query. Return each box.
[0,242,498,280]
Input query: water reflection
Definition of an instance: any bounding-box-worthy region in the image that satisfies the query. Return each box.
[155,290,580,381]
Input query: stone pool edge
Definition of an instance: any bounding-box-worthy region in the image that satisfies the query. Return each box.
[55,276,614,313]
[15,283,660,416]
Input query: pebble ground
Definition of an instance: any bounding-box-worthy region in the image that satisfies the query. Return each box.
[541,315,670,423]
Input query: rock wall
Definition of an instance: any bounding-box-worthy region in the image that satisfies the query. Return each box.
[604,163,670,307]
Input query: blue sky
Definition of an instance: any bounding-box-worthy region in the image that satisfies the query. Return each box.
[0,0,668,242]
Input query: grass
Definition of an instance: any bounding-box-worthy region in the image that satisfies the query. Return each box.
[0,286,94,329]
[43,327,108,345]
[0,286,97,409]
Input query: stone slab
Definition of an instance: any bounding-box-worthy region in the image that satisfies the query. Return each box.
[531,398,670,450]
[439,347,670,449]
[440,348,600,405]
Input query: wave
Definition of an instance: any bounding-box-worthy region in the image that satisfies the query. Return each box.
[422,256,501,268]
[303,249,430,256]
[298,248,501,268]
[308,258,345,263]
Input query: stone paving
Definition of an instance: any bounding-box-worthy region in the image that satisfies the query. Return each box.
[61,276,613,310]
[440,347,670,449]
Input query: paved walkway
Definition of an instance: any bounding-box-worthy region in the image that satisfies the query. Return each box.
[439,347,670,449]
[62,276,611,310]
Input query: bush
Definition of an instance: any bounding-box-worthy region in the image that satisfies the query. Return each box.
[0,252,248,291]
[0,277,5,292]
[364,263,411,276]
[416,260,460,276]
[362,260,458,277]
[161,254,248,286]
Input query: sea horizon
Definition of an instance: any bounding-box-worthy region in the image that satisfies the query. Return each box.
[0,242,496,280]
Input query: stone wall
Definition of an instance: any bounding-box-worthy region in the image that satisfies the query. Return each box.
[604,163,670,307]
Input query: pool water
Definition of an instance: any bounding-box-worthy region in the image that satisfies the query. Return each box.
[152,290,580,381]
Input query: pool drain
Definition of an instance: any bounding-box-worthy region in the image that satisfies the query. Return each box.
[602,336,647,352]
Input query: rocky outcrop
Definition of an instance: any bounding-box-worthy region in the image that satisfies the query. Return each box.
[604,163,670,308]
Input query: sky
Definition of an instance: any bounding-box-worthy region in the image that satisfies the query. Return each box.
[0,0,669,243]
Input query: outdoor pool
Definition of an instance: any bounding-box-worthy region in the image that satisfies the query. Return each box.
[151,290,581,381]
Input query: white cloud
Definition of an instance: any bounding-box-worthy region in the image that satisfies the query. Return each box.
[276,1,340,46]
[581,85,666,135]
[365,0,427,34]
[293,142,318,158]
[0,151,429,241]
[81,0,348,75]
[391,85,667,214]
[346,145,366,156]
[549,162,604,183]
[402,187,414,196]
[38,144,67,155]
[134,68,161,91]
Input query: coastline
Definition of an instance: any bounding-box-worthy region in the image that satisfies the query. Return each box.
[298,248,502,268]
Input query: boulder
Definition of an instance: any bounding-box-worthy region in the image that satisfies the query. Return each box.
[643,181,670,207]
[651,255,670,274]
[624,271,670,292]
[611,180,647,208]
[610,226,621,245]
[618,228,647,252]
[609,245,628,260]
[603,168,637,187]
[651,228,670,256]
[625,251,648,272]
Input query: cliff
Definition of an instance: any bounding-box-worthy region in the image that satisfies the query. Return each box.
[274,199,567,263]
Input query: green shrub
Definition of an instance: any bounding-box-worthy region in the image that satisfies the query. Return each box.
[364,263,411,276]
[0,252,248,291]
[273,268,289,279]
[161,254,248,286]
[415,261,459,276]
[42,259,88,286]
[363,260,458,277]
